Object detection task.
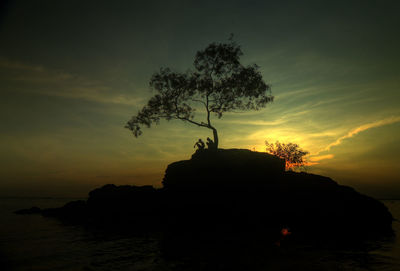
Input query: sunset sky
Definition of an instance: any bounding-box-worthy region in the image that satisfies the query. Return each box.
[1,0,399,198]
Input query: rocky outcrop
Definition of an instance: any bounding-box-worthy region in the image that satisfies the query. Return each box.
[15,149,393,245]
[163,148,285,189]
[161,149,393,243]
[14,206,41,215]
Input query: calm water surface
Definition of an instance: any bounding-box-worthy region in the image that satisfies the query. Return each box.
[1,198,399,270]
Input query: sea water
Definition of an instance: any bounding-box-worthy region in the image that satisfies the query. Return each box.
[0,198,399,271]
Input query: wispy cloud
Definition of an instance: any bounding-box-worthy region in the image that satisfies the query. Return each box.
[309,154,334,162]
[224,119,288,126]
[0,59,143,106]
[0,59,45,72]
[37,87,144,106]
[224,109,311,127]
[315,116,400,155]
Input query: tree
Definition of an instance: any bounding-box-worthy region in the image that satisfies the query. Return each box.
[125,38,274,149]
[265,140,309,170]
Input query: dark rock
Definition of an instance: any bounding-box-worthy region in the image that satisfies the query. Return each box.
[85,184,162,228]
[41,200,87,223]
[162,149,393,244]
[17,148,393,246]
[163,148,285,189]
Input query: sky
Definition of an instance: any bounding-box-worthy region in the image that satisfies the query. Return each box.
[0,0,399,198]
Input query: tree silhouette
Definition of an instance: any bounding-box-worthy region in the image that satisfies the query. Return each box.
[126,38,274,149]
[265,140,309,170]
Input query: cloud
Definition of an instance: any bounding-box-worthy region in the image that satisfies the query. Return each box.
[0,59,45,72]
[315,116,400,155]
[0,59,143,106]
[37,87,144,106]
[224,109,312,128]
[309,154,334,162]
[224,119,288,126]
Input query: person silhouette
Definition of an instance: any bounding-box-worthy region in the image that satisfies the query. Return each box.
[194,138,205,151]
[206,137,214,149]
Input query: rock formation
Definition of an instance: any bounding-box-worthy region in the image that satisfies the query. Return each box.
[16,149,393,245]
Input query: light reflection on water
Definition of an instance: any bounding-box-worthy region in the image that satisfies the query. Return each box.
[0,198,399,271]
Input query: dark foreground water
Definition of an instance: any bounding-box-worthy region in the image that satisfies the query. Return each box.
[0,198,399,271]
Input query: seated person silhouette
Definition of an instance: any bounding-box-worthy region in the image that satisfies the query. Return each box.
[206,137,215,149]
[194,138,205,151]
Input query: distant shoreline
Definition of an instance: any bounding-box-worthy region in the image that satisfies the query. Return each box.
[0,196,86,200]
[1,196,400,200]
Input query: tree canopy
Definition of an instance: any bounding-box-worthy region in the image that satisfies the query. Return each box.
[126,38,274,149]
[265,141,309,170]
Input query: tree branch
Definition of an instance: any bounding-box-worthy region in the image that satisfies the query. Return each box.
[190,98,206,106]
[176,116,209,128]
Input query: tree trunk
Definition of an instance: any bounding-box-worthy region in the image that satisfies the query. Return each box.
[211,127,219,149]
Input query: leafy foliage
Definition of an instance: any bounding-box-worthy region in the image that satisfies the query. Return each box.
[126,38,274,149]
[265,140,309,170]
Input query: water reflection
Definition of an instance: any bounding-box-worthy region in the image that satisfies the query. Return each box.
[1,198,399,271]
